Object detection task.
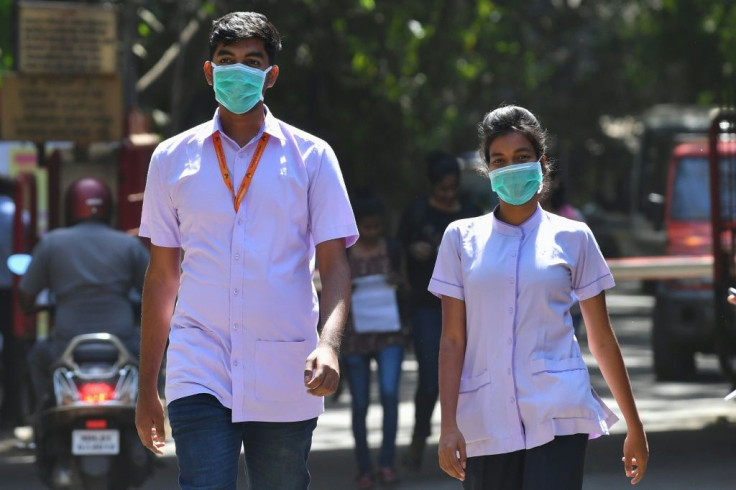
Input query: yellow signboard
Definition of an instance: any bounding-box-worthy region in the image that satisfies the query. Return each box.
[18,1,117,74]
[0,74,123,143]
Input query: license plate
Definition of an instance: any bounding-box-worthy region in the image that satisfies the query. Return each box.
[72,429,120,455]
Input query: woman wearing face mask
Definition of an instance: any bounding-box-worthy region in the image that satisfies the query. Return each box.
[430,105,649,489]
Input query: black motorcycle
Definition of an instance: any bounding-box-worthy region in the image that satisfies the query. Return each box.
[34,333,153,489]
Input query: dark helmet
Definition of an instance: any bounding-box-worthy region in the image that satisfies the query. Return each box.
[65,177,112,225]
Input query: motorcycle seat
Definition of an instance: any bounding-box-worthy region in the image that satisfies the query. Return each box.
[72,341,121,365]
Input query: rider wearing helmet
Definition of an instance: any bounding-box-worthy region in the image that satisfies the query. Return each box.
[18,177,150,408]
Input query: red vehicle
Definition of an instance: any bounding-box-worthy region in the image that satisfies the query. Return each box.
[652,137,736,381]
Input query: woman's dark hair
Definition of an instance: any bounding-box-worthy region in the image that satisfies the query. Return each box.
[351,190,385,224]
[477,105,548,164]
[209,12,282,65]
[425,150,460,185]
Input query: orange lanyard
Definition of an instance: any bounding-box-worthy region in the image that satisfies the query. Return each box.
[212,130,271,212]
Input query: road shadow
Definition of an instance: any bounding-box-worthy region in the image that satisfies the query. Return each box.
[584,418,736,489]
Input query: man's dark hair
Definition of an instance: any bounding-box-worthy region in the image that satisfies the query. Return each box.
[425,151,460,185]
[209,12,282,65]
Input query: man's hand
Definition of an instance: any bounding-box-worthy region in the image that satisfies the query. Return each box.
[135,390,166,455]
[304,344,340,396]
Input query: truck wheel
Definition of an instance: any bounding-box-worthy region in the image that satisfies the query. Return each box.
[652,303,696,381]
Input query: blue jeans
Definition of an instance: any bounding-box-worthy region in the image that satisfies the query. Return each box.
[343,344,404,473]
[410,306,442,442]
[167,393,317,490]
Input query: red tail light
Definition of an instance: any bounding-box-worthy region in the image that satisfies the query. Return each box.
[78,383,116,403]
[85,419,108,429]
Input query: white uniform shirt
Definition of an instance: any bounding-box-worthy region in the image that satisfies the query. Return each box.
[429,205,618,457]
[140,108,358,422]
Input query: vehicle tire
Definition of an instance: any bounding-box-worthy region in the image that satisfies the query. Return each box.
[652,300,696,381]
[82,474,110,490]
[122,429,153,487]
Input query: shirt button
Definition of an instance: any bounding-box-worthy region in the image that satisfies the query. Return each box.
[508,307,513,314]
[233,360,239,367]
[237,219,244,226]
[234,253,240,261]
[233,323,239,330]
[511,253,517,258]
[233,288,239,295]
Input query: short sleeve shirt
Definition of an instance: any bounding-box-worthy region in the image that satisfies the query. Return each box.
[139,107,358,422]
[429,205,618,457]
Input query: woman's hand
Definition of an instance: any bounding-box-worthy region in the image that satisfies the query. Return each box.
[409,241,434,261]
[622,428,649,485]
[438,425,467,481]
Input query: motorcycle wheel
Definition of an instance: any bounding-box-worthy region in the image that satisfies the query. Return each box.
[82,474,110,490]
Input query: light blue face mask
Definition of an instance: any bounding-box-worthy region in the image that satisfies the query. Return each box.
[489,160,543,205]
[212,63,272,114]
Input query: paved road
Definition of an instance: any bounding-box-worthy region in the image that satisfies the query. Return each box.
[1,282,735,489]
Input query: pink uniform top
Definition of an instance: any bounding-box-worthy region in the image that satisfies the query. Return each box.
[429,206,618,457]
[140,108,358,422]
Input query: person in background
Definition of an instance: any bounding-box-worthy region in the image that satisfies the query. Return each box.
[342,192,408,489]
[135,11,357,490]
[0,176,22,428]
[433,104,648,488]
[397,151,481,470]
[543,170,585,334]
[18,177,150,410]
[544,170,584,222]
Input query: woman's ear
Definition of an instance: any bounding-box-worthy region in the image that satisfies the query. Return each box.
[540,155,548,175]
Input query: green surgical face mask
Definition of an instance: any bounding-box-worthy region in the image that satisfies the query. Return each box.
[489,161,543,205]
[212,63,271,114]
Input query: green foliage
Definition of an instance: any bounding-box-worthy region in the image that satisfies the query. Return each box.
[3,0,732,212]
[0,0,13,74]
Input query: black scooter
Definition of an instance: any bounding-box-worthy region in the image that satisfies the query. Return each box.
[34,332,153,489]
[6,254,154,489]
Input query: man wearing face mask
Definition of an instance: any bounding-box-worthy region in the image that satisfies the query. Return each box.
[134,12,358,490]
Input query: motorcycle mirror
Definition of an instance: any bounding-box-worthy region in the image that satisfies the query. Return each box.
[7,253,32,276]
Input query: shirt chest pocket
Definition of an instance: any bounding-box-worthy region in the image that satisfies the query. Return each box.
[530,357,597,421]
[254,339,310,403]
[173,171,235,229]
[456,370,511,443]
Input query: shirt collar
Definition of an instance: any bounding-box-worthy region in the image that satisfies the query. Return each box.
[203,105,286,144]
[491,203,544,236]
